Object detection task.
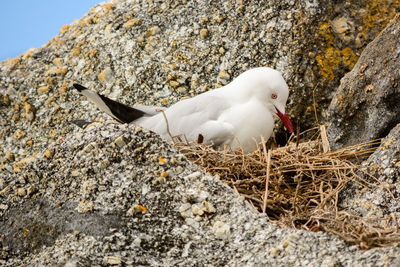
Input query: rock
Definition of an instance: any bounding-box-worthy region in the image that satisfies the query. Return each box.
[212,221,230,239]
[113,135,127,148]
[77,200,95,213]
[43,149,54,159]
[326,14,400,150]
[104,256,122,265]
[340,123,400,218]
[0,122,399,265]
[199,28,209,39]
[1,0,400,266]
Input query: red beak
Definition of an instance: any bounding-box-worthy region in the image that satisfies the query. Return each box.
[275,106,294,133]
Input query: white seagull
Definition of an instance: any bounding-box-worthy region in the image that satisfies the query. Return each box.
[73,67,293,152]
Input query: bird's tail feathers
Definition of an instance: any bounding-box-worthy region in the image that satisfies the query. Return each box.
[73,83,146,124]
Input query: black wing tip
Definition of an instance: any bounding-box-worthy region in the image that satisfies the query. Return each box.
[73,83,87,92]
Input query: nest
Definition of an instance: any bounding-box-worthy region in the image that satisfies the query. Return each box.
[175,126,400,249]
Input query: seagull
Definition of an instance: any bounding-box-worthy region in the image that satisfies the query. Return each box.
[73,67,293,152]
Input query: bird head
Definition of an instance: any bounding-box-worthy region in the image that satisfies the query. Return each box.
[234,67,294,134]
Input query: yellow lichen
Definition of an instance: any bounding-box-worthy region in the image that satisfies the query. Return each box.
[315,55,334,81]
[363,0,400,33]
[325,47,341,66]
[37,86,50,94]
[342,47,357,70]
[318,22,334,45]
[316,22,356,80]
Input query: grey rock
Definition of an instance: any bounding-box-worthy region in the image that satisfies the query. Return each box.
[326,14,400,150]
[0,122,399,266]
[340,123,400,218]
[0,0,400,266]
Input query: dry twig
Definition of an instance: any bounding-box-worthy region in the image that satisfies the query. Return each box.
[175,128,400,249]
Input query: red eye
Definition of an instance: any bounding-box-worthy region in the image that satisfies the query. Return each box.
[271,93,277,99]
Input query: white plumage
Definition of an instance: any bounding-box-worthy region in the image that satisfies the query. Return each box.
[74,67,293,153]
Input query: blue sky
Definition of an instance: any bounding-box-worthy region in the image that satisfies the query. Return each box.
[0,1,104,61]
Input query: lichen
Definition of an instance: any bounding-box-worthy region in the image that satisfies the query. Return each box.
[315,1,400,81]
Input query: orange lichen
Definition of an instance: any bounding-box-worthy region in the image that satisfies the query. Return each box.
[137,205,147,212]
[89,49,98,58]
[43,149,54,159]
[48,129,58,139]
[71,47,81,57]
[85,18,93,24]
[24,103,34,113]
[4,57,20,68]
[59,82,68,94]
[45,77,55,87]
[56,68,68,77]
[97,69,107,82]
[2,153,15,162]
[22,48,35,59]
[59,25,70,34]
[13,156,36,173]
[53,58,63,67]
[26,140,33,147]
[104,3,116,11]
[124,18,141,28]
[15,129,26,140]
[45,96,56,108]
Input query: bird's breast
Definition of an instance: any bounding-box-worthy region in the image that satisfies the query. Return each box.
[218,100,275,151]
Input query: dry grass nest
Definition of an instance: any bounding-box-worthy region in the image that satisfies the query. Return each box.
[174,125,400,249]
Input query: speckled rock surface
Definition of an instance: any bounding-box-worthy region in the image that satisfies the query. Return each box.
[1,0,400,266]
[1,122,399,266]
[340,123,400,220]
[326,14,400,150]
